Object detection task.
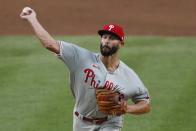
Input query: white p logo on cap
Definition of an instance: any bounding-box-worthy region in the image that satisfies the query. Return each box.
[108,25,114,31]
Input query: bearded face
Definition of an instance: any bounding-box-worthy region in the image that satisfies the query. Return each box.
[100,34,122,57]
[100,42,119,57]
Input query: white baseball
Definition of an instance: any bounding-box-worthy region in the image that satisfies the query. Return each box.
[22,7,32,15]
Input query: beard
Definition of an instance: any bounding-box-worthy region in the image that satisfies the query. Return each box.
[100,43,119,57]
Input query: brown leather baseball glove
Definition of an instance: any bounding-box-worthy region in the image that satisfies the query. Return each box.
[96,88,127,116]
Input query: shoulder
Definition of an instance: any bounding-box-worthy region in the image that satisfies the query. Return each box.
[60,41,88,51]
[119,61,137,75]
[60,41,94,55]
[119,61,143,82]
[62,41,98,61]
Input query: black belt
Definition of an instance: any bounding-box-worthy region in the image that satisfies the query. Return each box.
[75,111,108,124]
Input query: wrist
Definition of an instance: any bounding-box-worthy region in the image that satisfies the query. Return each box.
[125,105,133,113]
[28,17,38,24]
[122,101,128,113]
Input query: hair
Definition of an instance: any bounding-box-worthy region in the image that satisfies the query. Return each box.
[99,31,122,41]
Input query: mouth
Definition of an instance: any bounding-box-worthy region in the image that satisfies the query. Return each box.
[100,43,118,57]
[102,45,111,50]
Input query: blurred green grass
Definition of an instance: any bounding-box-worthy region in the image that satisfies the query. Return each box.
[0,36,196,131]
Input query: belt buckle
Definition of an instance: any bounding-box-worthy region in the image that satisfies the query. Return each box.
[92,119,99,124]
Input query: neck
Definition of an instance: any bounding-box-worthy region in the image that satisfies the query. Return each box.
[100,53,119,72]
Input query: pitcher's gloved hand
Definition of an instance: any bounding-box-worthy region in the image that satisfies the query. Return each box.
[96,88,127,116]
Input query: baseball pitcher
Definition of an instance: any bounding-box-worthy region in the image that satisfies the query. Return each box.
[20,7,151,131]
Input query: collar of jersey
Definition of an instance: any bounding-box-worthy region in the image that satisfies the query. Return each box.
[97,53,121,74]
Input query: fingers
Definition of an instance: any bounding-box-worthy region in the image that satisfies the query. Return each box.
[122,101,127,111]
[20,12,26,19]
[20,12,28,20]
[20,12,26,17]
[20,10,32,17]
[20,7,36,20]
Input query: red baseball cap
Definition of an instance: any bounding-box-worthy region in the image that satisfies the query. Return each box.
[98,24,124,44]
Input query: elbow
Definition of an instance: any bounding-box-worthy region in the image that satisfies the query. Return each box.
[42,39,57,49]
[44,40,60,54]
[45,44,54,50]
[145,102,151,113]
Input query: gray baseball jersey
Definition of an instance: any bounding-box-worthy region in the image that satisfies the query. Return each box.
[56,41,150,127]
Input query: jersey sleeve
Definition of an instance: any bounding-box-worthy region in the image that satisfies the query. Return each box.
[132,85,150,104]
[130,71,150,103]
[55,41,86,72]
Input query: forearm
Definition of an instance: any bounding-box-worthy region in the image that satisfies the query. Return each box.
[20,7,59,53]
[126,101,150,115]
[28,18,57,48]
